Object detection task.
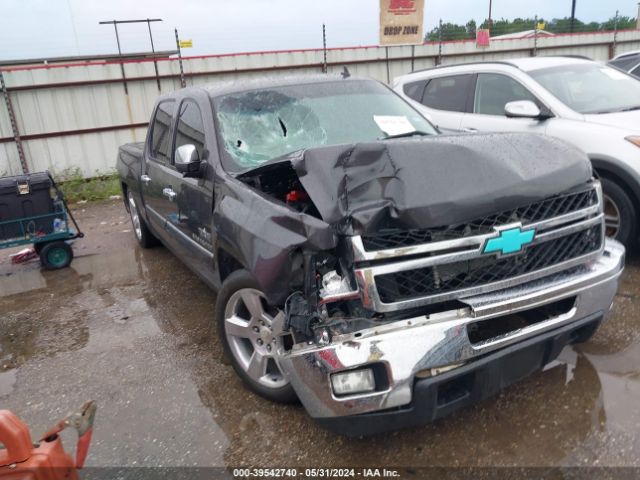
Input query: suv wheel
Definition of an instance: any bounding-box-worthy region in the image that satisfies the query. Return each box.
[601,178,637,249]
[216,270,297,403]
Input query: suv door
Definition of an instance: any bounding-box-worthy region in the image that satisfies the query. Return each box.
[460,73,548,134]
[169,98,215,264]
[405,74,473,133]
[142,100,178,235]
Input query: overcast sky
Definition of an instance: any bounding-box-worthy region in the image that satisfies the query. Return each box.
[0,0,637,61]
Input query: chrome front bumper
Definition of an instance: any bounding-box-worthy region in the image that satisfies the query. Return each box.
[278,239,624,419]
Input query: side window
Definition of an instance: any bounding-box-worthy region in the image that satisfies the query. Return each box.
[474,73,538,116]
[421,75,472,112]
[609,57,640,71]
[403,80,427,102]
[631,65,640,79]
[149,101,176,162]
[174,100,206,162]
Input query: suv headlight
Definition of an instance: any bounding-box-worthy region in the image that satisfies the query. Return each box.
[626,136,640,148]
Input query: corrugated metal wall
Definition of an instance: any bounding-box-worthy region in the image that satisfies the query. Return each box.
[1,30,639,178]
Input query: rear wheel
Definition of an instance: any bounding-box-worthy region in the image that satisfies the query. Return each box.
[39,241,73,270]
[600,178,637,249]
[127,190,159,248]
[216,270,297,403]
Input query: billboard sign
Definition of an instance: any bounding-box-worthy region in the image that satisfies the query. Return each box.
[379,0,425,46]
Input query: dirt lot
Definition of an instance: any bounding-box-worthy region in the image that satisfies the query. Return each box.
[2,199,640,469]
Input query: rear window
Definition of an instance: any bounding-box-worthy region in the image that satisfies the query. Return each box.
[149,101,176,162]
[403,80,427,102]
[609,56,640,71]
[422,75,472,112]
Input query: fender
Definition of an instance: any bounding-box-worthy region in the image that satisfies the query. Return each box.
[590,156,640,209]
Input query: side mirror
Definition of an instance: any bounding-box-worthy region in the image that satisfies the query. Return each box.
[175,144,201,176]
[504,100,542,119]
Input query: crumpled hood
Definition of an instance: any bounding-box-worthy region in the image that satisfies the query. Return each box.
[290,132,593,236]
[583,110,640,133]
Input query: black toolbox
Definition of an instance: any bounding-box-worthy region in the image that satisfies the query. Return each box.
[0,172,55,241]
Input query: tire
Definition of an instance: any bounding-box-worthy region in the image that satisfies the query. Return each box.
[39,241,73,270]
[600,177,637,249]
[216,269,297,403]
[127,190,159,248]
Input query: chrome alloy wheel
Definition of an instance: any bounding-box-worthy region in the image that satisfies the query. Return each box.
[128,191,142,241]
[603,193,622,238]
[223,288,289,389]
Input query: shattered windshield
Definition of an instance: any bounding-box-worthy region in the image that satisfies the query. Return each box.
[212,80,437,172]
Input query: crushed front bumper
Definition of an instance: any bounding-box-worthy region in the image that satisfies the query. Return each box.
[278,239,625,435]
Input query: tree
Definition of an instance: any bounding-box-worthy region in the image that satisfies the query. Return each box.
[424,15,638,43]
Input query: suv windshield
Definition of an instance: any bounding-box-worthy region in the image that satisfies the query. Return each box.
[530,63,640,114]
[213,80,437,172]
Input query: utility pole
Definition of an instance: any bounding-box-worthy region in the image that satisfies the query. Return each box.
[488,0,493,29]
[637,3,640,29]
[533,15,538,57]
[99,20,127,94]
[175,28,186,88]
[322,24,327,73]
[570,0,577,33]
[613,10,620,57]
[146,19,162,91]
[99,19,163,92]
[437,19,443,65]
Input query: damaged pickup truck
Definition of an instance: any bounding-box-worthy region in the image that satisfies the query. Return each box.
[117,75,625,436]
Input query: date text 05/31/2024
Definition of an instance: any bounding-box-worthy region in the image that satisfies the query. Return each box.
[232,468,401,478]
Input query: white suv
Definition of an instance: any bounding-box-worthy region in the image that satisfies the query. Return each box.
[393,57,640,248]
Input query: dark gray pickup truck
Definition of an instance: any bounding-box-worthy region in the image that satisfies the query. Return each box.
[117,75,624,436]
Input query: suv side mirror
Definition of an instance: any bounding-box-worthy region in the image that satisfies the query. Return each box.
[504,100,542,119]
[175,144,201,176]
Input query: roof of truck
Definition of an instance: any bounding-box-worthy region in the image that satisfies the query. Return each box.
[196,74,372,98]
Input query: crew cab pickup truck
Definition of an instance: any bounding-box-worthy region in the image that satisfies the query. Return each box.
[117,75,625,436]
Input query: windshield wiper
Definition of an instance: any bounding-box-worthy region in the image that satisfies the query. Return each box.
[380,130,432,140]
[620,106,640,112]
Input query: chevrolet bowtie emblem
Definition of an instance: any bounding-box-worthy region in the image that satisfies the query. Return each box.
[483,224,535,256]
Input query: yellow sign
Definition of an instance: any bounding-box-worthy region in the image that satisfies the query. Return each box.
[379,0,425,46]
[536,22,546,30]
[179,40,193,48]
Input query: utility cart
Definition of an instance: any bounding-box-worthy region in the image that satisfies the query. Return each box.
[0,171,83,270]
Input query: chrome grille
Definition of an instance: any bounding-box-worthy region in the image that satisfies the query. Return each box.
[361,186,598,251]
[375,225,602,303]
[351,181,604,313]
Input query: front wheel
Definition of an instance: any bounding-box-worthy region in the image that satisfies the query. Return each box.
[600,178,637,249]
[216,270,297,403]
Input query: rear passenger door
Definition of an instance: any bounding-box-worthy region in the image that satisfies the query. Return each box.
[460,73,548,134]
[403,74,474,133]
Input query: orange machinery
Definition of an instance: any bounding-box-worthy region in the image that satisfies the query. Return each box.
[0,401,96,479]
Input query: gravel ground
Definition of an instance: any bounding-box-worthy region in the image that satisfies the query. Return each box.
[1,199,640,470]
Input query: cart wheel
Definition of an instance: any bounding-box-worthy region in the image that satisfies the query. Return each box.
[40,241,73,270]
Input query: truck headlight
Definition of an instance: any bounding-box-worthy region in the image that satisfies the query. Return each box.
[626,136,640,148]
[331,368,375,396]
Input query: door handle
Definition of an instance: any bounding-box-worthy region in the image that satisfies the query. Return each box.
[462,127,478,133]
[141,175,152,185]
[162,187,177,201]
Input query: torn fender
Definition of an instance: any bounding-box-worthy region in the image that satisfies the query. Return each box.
[291,132,593,235]
[213,179,337,304]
